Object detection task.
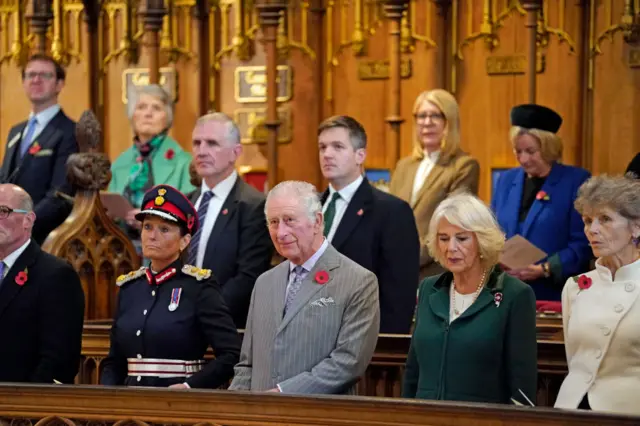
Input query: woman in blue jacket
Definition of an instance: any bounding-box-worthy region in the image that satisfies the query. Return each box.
[491,104,592,301]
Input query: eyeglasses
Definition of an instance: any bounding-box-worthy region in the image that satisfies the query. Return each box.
[0,205,30,219]
[23,71,55,81]
[414,112,445,123]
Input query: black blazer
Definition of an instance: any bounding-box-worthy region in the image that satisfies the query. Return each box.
[321,178,420,334]
[0,110,78,244]
[100,260,241,388]
[0,241,85,383]
[626,153,640,179]
[189,178,274,328]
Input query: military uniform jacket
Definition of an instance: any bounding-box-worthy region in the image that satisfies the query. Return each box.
[100,260,241,388]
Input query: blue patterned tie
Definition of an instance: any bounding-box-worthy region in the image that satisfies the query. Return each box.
[20,116,38,157]
[0,261,6,289]
[284,266,305,314]
[187,191,213,266]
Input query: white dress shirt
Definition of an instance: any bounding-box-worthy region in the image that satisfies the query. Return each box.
[22,104,61,142]
[555,257,640,415]
[323,174,364,242]
[1,239,31,279]
[411,150,440,205]
[193,170,238,268]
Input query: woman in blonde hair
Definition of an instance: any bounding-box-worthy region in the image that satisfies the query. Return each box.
[402,193,537,404]
[389,89,480,279]
[491,104,592,301]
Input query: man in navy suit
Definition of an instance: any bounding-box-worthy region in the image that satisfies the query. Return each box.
[187,112,273,329]
[0,54,78,244]
[318,115,420,334]
[0,184,85,383]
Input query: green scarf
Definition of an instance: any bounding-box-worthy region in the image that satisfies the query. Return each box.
[126,134,165,207]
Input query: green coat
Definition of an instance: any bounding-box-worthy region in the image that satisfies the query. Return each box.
[108,136,195,206]
[402,267,538,405]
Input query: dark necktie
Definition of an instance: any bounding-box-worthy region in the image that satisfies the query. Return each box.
[187,191,213,266]
[323,192,341,237]
[284,266,305,314]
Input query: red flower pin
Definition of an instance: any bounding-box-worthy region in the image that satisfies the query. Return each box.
[315,270,329,284]
[494,292,503,307]
[536,190,550,201]
[357,209,364,216]
[28,142,41,155]
[15,269,28,286]
[165,149,175,160]
[222,208,228,215]
[573,274,592,292]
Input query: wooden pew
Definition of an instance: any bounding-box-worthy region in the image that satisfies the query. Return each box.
[78,313,567,405]
[0,383,638,426]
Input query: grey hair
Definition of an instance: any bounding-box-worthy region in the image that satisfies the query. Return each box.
[195,112,241,146]
[127,84,174,129]
[16,188,34,212]
[265,181,322,222]
[426,191,506,268]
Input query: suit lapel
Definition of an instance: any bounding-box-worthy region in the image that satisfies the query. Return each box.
[329,179,372,250]
[521,163,562,237]
[16,112,64,180]
[428,286,450,322]
[504,168,525,237]
[203,180,241,259]
[277,246,341,334]
[1,127,25,181]
[272,262,289,327]
[413,162,445,208]
[0,242,39,319]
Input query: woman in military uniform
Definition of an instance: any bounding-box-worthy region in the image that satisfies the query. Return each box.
[100,184,241,388]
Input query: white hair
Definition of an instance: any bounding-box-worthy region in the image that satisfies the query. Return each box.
[265,180,322,222]
[195,112,241,146]
[127,84,174,129]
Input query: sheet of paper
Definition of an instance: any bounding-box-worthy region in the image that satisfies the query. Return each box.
[499,234,547,270]
[100,192,134,220]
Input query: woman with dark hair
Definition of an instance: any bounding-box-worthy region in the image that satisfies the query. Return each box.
[100,184,240,388]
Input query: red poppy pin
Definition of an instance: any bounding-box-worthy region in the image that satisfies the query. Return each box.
[15,268,28,286]
[535,190,550,201]
[222,208,228,215]
[165,149,175,160]
[573,274,592,293]
[28,142,41,155]
[315,270,329,285]
[357,209,364,216]
[494,292,503,307]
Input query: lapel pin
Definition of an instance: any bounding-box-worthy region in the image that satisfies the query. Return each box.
[357,209,364,216]
[222,208,229,215]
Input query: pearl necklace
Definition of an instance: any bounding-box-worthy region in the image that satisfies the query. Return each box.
[451,269,487,317]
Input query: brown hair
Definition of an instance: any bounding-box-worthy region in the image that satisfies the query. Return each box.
[318,115,367,150]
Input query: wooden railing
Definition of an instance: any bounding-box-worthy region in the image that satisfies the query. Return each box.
[0,383,639,426]
[78,314,567,405]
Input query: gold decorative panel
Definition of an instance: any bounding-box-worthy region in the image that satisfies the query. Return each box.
[234,106,292,145]
[234,65,293,103]
[121,67,179,104]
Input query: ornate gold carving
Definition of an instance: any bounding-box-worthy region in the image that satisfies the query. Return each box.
[537,0,576,53]
[486,53,545,75]
[593,0,640,56]
[50,0,84,66]
[358,58,412,80]
[160,0,196,62]
[0,0,28,66]
[280,1,316,59]
[234,106,292,145]
[234,65,292,103]
[121,67,178,104]
[213,0,256,69]
[400,0,436,53]
[628,48,640,67]
[102,0,141,67]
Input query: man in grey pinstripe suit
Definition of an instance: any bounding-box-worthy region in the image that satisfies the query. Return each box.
[228,181,380,394]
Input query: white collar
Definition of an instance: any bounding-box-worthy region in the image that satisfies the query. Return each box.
[422,150,440,164]
[289,238,329,273]
[328,174,363,204]
[594,257,640,282]
[29,104,61,124]
[2,239,32,272]
[200,170,238,199]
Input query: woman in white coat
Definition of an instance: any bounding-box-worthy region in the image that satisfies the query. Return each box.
[555,175,640,414]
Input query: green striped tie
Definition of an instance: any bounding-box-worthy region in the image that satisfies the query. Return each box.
[323,192,341,237]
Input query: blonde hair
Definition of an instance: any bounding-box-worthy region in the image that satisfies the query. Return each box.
[574,174,640,222]
[427,192,506,268]
[411,89,461,162]
[510,126,563,163]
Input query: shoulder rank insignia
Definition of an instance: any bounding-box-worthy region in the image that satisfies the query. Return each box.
[182,264,212,281]
[116,267,147,287]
